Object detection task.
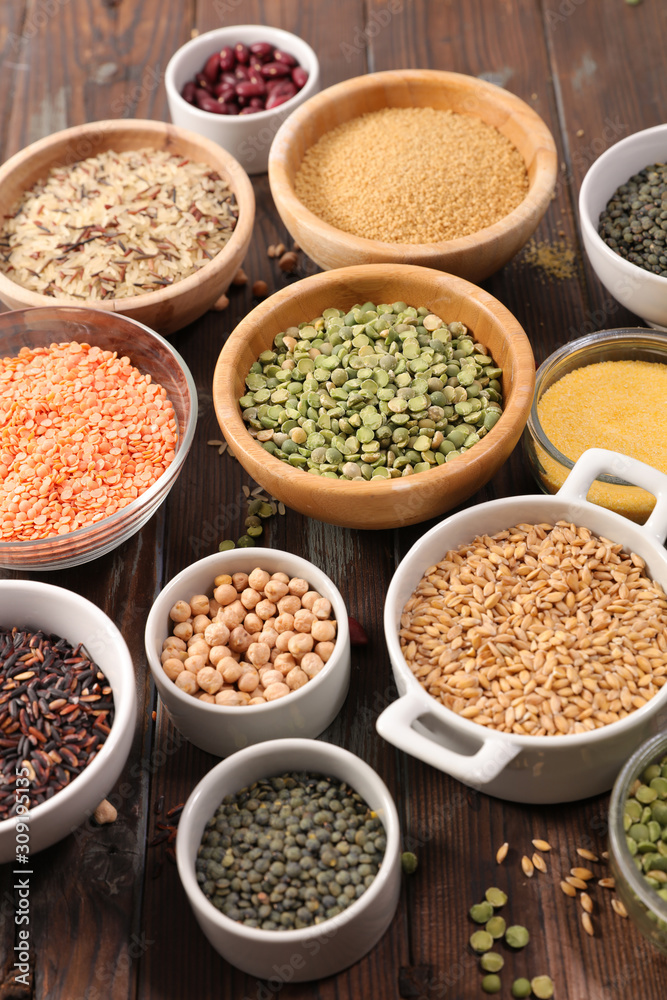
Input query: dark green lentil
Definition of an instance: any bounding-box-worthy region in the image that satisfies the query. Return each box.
[239,302,503,480]
[598,163,667,276]
[196,771,386,929]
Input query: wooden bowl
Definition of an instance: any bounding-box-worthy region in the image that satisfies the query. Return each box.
[0,119,255,335]
[213,264,535,530]
[268,70,557,282]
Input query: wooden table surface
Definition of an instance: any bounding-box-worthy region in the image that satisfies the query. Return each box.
[1,0,666,997]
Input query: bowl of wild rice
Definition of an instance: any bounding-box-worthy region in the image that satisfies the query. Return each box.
[378,447,667,804]
[0,119,255,334]
[268,69,557,282]
[0,579,137,862]
[0,305,197,570]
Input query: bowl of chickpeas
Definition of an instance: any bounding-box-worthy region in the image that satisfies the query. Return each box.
[144,548,350,756]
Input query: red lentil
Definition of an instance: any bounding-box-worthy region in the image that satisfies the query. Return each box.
[0,340,177,541]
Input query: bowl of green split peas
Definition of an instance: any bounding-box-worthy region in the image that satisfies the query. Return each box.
[609,731,667,953]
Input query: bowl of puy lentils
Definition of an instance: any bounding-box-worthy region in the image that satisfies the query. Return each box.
[176,738,401,980]
[213,263,535,529]
[579,122,667,330]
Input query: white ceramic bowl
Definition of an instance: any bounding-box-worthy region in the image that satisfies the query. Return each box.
[378,448,667,804]
[165,25,320,175]
[579,124,667,330]
[0,580,137,862]
[144,549,350,756]
[176,738,401,980]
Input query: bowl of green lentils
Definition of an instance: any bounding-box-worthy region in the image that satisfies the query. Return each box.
[176,737,401,980]
[213,263,535,530]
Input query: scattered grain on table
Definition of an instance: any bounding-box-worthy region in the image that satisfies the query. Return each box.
[521,238,578,281]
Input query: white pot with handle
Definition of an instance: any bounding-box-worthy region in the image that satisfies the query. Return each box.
[378,448,667,803]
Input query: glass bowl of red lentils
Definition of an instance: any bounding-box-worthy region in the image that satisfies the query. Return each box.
[0,305,197,570]
[523,328,667,525]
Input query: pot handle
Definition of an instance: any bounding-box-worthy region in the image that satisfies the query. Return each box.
[556,447,667,545]
[376,692,520,787]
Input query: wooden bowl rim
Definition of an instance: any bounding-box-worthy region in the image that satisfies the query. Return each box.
[0,119,255,313]
[213,263,535,503]
[268,69,558,255]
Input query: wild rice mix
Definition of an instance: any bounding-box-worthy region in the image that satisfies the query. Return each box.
[0,148,238,299]
[400,521,667,736]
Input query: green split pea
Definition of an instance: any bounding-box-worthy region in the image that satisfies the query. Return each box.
[624,753,667,903]
[239,301,503,480]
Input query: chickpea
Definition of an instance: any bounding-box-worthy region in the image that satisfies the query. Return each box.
[262,617,277,631]
[229,626,253,653]
[293,609,316,633]
[275,630,295,652]
[162,657,184,682]
[301,591,322,611]
[312,598,332,620]
[238,668,260,693]
[241,587,262,610]
[208,598,220,617]
[204,621,230,647]
[288,632,314,657]
[269,648,280,663]
[285,666,309,690]
[214,583,238,606]
[288,577,309,598]
[197,666,224,694]
[173,621,193,641]
[175,671,199,695]
[243,613,263,634]
[277,595,301,616]
[220,600,246,629]
[264,681,291,701]
[162,636,186,652]
[220,658,244,684]
[264,579,289,602]
[260,627,279,649]
[271,572,290,584]
[214,574,232,586]
[248,568,271,592]
[161,648,187,664]
[247,642,271,666]
[209,644,233,666]
[259,669,284,688]
[248,695,267,705]
[187,638,210,659]
[274,613,295,633]
[192,613,211,634]
[301,652,325,678]
[198,692,216,704]
[273,652,297,674]
[184,654,207,674]
[215,689,246,706]
[189,594,210,616]
[255,599,277,621]
[315,641,336,662]
[232,572,249,592]
[169,600,191,623]
[311,619,336,643]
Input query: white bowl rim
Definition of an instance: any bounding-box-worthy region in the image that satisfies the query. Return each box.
[579,122,667,288]
[0,579,136,829]
[384,489,667,749]
[0,305,197,555]
[145,548,350,716]
[175,737,400,942]
[165,24,320,125]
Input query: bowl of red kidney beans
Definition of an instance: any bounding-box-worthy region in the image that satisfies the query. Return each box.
[165,24,320,174]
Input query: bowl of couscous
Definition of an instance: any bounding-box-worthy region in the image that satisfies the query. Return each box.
[268,69,558,282]
[523,327,667,523]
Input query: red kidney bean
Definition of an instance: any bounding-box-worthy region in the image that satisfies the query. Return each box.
[249,41,273,60]
[236,80,266,98]
[250,58,264,74]
[234,65,249,81]
[221,102,239,115]
[203,52,221,85]
[273,48,297,66]
[249,97,264,108]
[261,61,291,78]
[195,86,212,105]
[219,46,235,71]
[182,80,197,104]
[247,70,264,86]
[234,42,250,64]
[214,82,237,102]
[196,75,211,91]
[265,86,297,109]
[237,94,248,108]
[220,71,237,85]
[239,107,260,115]
[291,66,308,89]
[197,94,226,114]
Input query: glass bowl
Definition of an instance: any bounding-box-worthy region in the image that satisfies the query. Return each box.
[0,305,197,570]
[609,731,667,954]
[523,328,667,523]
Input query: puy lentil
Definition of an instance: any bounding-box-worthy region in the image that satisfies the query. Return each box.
[0,626,115,817]
[598,162,667,276]
[293,107,528,244]
[196,772,386,928]
[239,302,503,479]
